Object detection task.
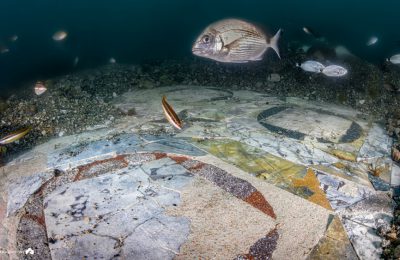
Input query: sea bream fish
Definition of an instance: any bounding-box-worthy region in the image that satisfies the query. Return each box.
[192,19,281,63]
[0,127,32,145]
[161,95,182,130]
[387,54,400,65]
[322,65,348,77]
[297,60,325,73]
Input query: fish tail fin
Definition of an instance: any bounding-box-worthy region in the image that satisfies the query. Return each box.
[269,29,281,59]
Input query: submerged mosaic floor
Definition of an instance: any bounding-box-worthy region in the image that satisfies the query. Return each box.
[0,86,396,259]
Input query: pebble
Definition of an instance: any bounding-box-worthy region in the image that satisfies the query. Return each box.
[113,92,117,98]
[395,245,400,258]
[268,73,281,82]
[387,232,397,241]
[58,131,65,137]
[359,99,365,105]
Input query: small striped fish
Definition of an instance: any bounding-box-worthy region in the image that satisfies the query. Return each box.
[0,127,32,145]
[192,18,281,63]
[161,95,182,130]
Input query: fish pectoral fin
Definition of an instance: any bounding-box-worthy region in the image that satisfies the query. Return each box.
[223,37,244,52]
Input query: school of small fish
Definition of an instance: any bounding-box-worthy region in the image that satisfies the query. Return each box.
[297,60,348,77]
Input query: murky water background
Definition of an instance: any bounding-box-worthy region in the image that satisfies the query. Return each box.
[0,0,399,94]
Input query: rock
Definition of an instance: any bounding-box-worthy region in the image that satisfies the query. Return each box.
[394,245,400,258]
[382,239,391,247]
[359,100,365,105]
[387,232,397,241]
[0,98,8,113]
[112,92,117,98]
[377,224,391,236]
[268,73,281,82]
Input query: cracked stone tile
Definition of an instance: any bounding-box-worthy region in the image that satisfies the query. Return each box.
[229,126,339,166]
[7,171,54,217]
[44,166,191,259]
[48,133,205,169]
[123,214,190,260]
[313,162,373,190]
[358,124,392,161]
[341,218,383,260]
[140,135,206,156]
[338,192,394,230]
[392,163,400,187]
[315,171,375,210]
[195,139,331,210]
[306,216,358,260]
[49,232,120,260]
[140,157,194,190]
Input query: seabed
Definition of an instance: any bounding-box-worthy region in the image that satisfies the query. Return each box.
[0,86,396,259]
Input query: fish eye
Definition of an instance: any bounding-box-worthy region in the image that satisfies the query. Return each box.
[202,35,210,43]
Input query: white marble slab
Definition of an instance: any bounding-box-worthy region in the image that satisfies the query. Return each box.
[7,171,53,216]
[44,165,192,260]
[358,124,392,161]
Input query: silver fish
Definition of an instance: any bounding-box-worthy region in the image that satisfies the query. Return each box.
[366,36,378,46]
[73,56,79,67]
[52,30,68,41]
[387,54,400,64]
[322,65,348,77]
[0,127,31,145]
[297,60,325,73]
[302,27,321,38]
[34,81,47,96]
[162,95,182,130]
[9,35,18,42]
[0,46,10,54]
[109,57,116,64]
[192,19,281,63]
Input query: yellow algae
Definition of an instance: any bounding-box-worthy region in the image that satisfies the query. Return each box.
[291,168,332,210]
[349,135,365,150]
[261,164,307,188]
[312,164,372,188]
[307,215,357,259]
[195,138,332,210]
[325,216,348,241]
[330,149,357,162]
[332,162,346,169]
[205,139,296,175]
